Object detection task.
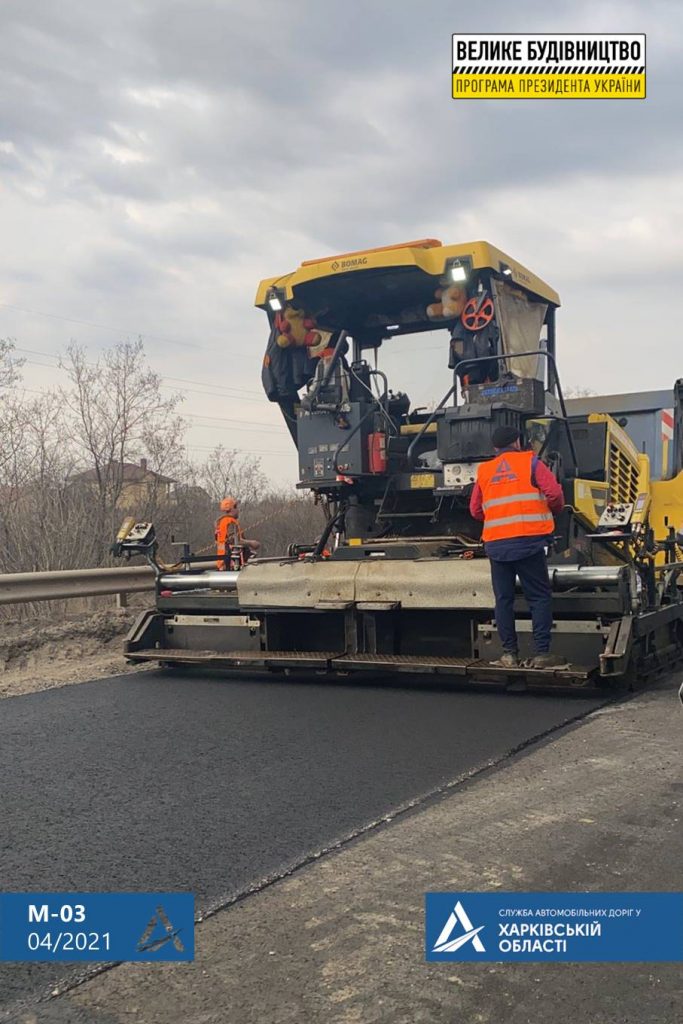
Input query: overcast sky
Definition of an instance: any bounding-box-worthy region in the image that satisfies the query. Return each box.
[1,0,681,486]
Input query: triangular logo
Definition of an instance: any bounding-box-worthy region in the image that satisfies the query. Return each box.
[432,900,486,953]
[491,456,519,485]
[137,905,185,954]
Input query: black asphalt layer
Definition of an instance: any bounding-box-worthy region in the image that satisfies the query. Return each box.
[0,671,604,1018]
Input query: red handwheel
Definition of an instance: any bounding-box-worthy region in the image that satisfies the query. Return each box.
[461,295,494,332]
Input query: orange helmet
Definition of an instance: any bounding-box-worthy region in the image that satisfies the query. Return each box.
[220,496,238,513]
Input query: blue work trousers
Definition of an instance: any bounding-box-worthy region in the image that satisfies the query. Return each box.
[489,550,553,654]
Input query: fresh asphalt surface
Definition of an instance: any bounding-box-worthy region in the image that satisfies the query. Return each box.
[0,669,606,1017]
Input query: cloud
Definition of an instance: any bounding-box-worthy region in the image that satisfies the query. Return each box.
[0,0,681,482]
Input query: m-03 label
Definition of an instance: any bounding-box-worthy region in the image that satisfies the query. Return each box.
[0,892,194,962]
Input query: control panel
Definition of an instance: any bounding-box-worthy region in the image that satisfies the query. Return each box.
[297,403,371,483]
[443,462,480,489]
[111,518,156,558]
[598,503,634,529]
[124,522,154,543]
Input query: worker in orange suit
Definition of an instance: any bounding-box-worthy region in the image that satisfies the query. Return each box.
[215,497,261,570]
[469,426,565,670]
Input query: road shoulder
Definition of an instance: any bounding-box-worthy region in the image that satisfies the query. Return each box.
[54,682,683,1024]
[0,609,151,699]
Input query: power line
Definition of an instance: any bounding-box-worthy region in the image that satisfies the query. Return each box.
[186,444,293,456]
[0,302,267,364]
[0,302,202,350]
[12,370,285,434]
[161,384,263,402]
[160,384,260,402]
[159,372,262,398]
[18,348,264,403]
[0,302,261,360]
[6,336,296,456]
[184,412,282,430]
[22,358,262,404]
[2,392,293,456]
[22,358,263,404]
[19,359,58,371]
[15,347,264,399]
[186,422,285,437]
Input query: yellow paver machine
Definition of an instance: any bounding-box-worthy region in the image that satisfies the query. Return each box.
[116,239,683,690]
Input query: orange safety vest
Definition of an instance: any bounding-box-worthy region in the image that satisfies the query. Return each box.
[215,514,244,570]
[477,450,554,543]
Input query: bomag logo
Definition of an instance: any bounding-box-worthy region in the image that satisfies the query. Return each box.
[330,257,368,271]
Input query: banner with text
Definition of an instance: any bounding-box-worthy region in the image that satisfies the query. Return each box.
[0,892,195,962]
[452,34,646,100]
[426,892,683,962]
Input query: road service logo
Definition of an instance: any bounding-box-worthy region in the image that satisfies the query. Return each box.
[432,900,486,954]
[137,904,185,954]
[452,34,646,100]
[490,457,520,485]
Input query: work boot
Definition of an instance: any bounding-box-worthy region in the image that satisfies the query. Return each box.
[528,653,568,670]
[490,652,520,668]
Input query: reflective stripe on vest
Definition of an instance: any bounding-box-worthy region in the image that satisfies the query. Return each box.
[482,492,547,511]
[476,450,555,543]
[483,512,554,528]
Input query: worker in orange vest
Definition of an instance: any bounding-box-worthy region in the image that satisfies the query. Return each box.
[215,497,261,570]
[469,426,565,669]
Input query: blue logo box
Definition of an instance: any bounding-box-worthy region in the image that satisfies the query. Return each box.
[425,892,683,962]
[0,892,194,962]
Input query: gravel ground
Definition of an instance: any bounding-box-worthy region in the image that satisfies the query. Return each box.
[0,607,152,699]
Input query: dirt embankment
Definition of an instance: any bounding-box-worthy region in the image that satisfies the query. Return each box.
[0,606,153,699]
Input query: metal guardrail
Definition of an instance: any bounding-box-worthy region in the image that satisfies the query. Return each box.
[0,562,219,606]
[0,566,159,606]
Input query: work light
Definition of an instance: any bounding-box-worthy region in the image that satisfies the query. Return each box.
[447,259,468,283]
[267,288,284,311]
